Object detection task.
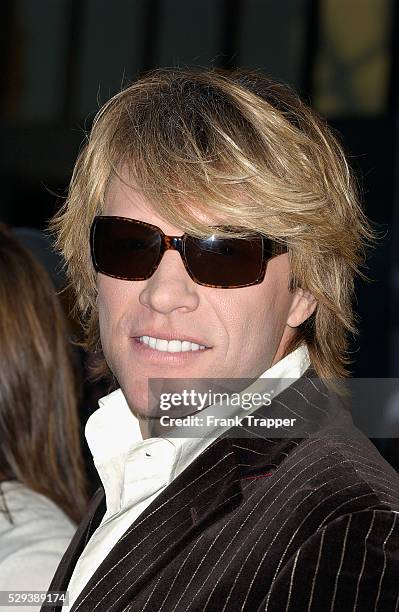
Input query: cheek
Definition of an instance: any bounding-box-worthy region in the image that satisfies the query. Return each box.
[97,281,131,378]
[97,295,116,362]
[233,282,292,351]
[97,283,115,332]
[96,278,129,342]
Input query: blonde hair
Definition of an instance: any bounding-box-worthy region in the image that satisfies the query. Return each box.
[52,68,374,384]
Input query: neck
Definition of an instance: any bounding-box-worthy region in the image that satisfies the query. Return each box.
[139,418,151,440]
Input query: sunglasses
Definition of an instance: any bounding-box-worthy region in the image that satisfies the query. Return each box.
[90,216,287,289]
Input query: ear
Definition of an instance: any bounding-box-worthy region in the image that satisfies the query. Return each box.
[287,288,317,328]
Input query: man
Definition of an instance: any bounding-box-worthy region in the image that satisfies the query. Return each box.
[45,69,399,611]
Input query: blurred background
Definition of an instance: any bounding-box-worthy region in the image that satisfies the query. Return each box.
[0,0,398,477]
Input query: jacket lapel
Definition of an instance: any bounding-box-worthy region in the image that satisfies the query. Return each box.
[70,433,244,611]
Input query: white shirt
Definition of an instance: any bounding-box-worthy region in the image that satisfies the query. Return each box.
[0,482,76,612]
[65,345,310,608]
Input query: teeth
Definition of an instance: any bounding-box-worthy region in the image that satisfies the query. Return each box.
[149,337,156,349]
[139,336,206,353]
[156,339,168,351]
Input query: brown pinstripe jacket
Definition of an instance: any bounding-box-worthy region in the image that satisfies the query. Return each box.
[44,370,399,612]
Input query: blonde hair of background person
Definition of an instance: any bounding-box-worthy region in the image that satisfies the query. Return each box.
[0,224,88,596]
[52,68,374,388]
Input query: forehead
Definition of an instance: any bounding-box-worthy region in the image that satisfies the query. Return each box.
[104,171,224,235]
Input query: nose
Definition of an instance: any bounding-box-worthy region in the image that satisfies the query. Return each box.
[139,250,200,314]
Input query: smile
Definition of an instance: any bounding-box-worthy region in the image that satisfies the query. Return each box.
[139,336,207,353]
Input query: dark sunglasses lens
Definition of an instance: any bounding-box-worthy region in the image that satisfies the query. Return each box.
[185,235,265,287]
[92,217,161,280]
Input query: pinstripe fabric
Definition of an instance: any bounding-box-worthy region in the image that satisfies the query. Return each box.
[44,371,399,611]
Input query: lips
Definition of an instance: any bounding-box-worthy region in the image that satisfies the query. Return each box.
[131,339,209,368]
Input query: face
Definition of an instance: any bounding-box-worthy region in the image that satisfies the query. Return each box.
[97,174,302,417]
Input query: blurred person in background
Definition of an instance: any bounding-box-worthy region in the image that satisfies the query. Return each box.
[0,224,88,606]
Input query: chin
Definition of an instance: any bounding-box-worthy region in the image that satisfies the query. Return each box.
[123,388,150,417]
